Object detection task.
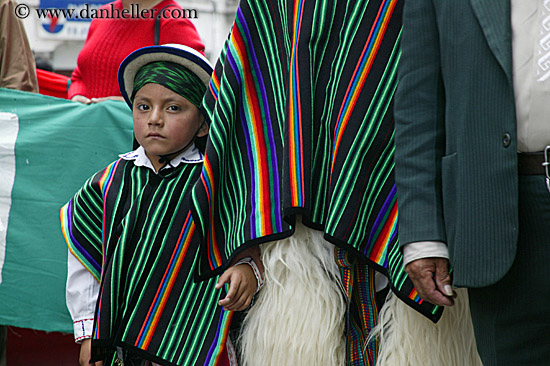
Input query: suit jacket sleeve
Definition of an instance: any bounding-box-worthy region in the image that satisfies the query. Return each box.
[394,0,447,246]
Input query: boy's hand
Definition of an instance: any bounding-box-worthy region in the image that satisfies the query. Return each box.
[80,338,103,366]
[216,264,257,311]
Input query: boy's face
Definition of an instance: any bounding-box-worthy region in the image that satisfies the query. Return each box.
[133,83,207,166]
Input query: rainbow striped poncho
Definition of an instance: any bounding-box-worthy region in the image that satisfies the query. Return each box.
[190,0,441,340]
[61,159,231,366]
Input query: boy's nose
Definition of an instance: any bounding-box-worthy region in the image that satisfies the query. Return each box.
[148,108,164,126]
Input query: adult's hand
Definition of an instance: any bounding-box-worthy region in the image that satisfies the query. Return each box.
[91,96,125,103]
[404,257,455,306]
[72,95,92,104]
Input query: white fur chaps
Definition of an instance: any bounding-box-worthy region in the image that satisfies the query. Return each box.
[372,289,483,366]
[237,221,482,366]
[239,222,347,366]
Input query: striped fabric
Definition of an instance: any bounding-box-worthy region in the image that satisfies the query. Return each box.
[336,248,379,366]
[61,159,231,365]
[131,61,206,108]
[191,0,442,321]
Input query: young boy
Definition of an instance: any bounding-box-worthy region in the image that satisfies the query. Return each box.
[61,44,263,366]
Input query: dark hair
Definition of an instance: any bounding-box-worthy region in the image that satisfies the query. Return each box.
[195,135,207,153]
[194,109,210,153]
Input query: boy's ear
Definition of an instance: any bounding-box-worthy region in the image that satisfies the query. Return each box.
[196,116,209,138]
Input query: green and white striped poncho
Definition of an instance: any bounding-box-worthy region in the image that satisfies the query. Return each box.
[61,159,231,366]
[191,0,442,325]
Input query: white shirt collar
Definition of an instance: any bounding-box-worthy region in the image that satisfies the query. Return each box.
[119,144,204,173]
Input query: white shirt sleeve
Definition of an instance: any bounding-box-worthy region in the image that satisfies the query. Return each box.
[66,249,99,343]
[402,241,449,267]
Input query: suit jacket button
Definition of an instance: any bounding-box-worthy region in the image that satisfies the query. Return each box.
[502,133,511,147]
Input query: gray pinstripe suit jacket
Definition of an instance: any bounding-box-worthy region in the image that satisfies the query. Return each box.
[394,0,518,288]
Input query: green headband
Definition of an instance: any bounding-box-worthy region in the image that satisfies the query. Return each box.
[131,61,206,108]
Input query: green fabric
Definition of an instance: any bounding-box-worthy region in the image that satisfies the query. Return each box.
[0,88,133,333]
[131,61,206,108]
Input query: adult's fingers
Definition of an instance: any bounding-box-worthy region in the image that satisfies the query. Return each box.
[72,95,91,104]
[91,97,109,103]
[91,96,125,103]
[433,259,456,299]
[405,257,454,306]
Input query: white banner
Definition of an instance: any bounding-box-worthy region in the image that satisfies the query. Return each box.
[0,112,19,284]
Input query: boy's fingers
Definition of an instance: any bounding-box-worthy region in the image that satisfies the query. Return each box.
[231,291,247,309]
[218,291,233,306]
[236,295,252,311]
[229,287,255,311]
[224,295,246,311]
[236,294,254,311]
[218,276,241,306]
[215,272,230,289]
[218,297,234,307]
[225,275,240,300]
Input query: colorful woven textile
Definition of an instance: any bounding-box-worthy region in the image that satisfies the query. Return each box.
[190,0,444,325]
[336,247,379,366]
[61,159,231,365]
[191,0,441,322]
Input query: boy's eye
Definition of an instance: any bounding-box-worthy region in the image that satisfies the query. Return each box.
[167,105,181,112]
[137,104,150,111]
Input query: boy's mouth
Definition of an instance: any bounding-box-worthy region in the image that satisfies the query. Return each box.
[147,132,164,138]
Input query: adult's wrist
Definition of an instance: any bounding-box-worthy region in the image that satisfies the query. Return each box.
[402,241,449,267]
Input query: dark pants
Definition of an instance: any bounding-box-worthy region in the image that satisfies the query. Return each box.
[469,174,550,366]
